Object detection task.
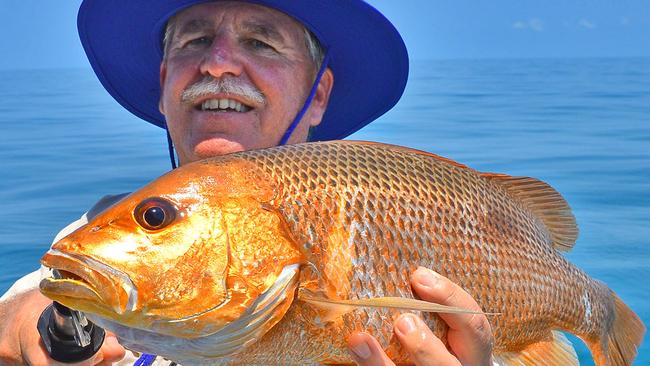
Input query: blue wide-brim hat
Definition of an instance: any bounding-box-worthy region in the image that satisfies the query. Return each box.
[78,0,409,141]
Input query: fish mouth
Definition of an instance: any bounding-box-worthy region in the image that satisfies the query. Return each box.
[40,249,137,316]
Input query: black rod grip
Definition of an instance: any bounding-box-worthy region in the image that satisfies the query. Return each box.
[37,302,105,363]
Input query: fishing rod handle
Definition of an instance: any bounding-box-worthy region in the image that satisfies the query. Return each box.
[37,302,105,363]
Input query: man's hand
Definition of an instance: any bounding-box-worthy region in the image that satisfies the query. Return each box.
[0,288,126,366]
[347,267,494,366]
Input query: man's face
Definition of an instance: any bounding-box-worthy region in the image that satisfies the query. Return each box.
[159,1,333,165]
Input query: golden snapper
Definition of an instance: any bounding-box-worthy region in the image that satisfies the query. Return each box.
[40,141,644,365]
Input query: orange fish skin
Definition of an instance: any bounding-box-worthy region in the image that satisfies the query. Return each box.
[41,157,305,339]
[39,141,644,365]
[210,141,643,365]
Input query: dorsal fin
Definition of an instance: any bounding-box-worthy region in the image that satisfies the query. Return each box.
[481,173,578,251]
[332,141,579,251]
[336,140,475,171]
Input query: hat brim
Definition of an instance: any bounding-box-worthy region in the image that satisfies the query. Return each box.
[78,0,409,141]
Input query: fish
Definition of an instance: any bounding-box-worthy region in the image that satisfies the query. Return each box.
[39,140,644,365]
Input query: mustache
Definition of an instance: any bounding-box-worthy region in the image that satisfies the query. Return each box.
[181,76,265,106]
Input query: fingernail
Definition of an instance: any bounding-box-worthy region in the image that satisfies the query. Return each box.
[350,340,372,359]
[104,335,119,347]
[416,266,440,289]
[396,314,418,335]
[104,335,125,352]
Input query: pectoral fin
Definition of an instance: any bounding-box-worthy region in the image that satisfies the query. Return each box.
[297,288,488,323]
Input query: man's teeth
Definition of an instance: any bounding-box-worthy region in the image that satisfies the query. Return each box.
[201,98,250,112]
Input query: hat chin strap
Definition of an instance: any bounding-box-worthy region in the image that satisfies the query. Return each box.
[164,50,330,169]
[165,126,178,169]
[278,50,331,146]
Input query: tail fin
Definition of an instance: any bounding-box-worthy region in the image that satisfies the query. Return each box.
[587,293,645,366]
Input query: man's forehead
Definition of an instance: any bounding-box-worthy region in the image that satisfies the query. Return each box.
[172,1,306,38]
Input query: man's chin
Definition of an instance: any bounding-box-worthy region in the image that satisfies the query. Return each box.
[190,139,248,162]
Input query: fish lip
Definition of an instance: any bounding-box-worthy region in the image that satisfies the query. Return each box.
[40,249,138,315]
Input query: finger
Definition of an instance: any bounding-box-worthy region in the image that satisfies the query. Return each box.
[347,332,396,366]
[97,333,126,364]
[411,267,494,366]
[393,313,461,366]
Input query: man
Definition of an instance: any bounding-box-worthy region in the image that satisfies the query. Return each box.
[0,1,494,365]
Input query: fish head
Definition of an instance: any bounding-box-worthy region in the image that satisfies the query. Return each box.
[40,159,305,338]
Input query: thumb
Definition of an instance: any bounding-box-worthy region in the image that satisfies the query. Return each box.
[95,333,126,364]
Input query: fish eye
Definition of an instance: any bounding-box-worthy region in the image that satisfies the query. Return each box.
[134,197,177,231]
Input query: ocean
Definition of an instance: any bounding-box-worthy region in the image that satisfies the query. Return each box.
[1,58,648,364]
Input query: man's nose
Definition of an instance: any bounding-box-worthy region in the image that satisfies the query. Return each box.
[199,36,244,79]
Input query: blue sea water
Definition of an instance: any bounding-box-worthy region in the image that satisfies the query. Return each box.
[1,58,648,364]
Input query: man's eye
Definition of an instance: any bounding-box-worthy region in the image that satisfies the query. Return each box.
[185,36,211,47]
[246,39,275,52]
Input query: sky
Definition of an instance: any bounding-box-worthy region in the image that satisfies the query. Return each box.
[0,0,648,70]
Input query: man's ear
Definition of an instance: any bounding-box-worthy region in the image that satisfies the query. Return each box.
[159,62,167,115]
[306,67,334,127]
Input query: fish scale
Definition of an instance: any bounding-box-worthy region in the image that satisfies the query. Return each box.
[39,141,643,365]
[220,141,633,364]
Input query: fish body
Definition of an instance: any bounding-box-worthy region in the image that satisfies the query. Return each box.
[40,141,644,365]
